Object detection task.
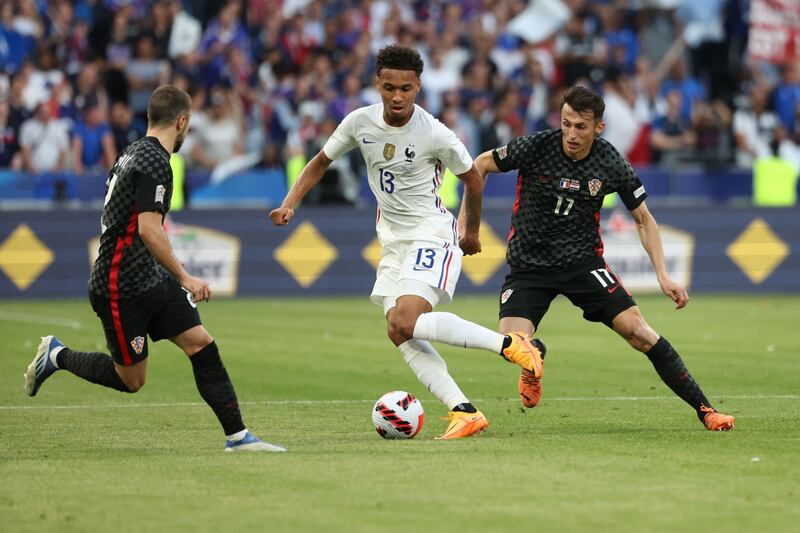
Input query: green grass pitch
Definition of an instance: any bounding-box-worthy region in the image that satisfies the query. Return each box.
[1,294,798,532]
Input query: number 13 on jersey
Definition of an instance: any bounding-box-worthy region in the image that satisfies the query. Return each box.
[379,168,395,194]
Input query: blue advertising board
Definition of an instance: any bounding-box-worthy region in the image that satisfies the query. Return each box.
[1,207,798,299]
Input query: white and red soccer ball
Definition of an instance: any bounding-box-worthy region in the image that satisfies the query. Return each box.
[372,391,425,439]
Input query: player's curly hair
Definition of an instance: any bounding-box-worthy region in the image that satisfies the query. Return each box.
[561,86,605,121]
[147,85,192,127]
[376,45,424,77]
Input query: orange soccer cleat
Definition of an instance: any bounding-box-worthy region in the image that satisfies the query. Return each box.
[435,410,489,440]
[701,404,735,431]
[502,332,544,378]
[519,339,547,408]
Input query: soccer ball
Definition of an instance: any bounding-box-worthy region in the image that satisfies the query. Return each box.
[372,391,425,439]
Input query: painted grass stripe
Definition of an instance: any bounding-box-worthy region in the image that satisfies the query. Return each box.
[0,311,82,330]
[1,394,796,411]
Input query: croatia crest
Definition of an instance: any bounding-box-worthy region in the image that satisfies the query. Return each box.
[501,288,514,304]
[130,336,145,355]
[588,178,603,197]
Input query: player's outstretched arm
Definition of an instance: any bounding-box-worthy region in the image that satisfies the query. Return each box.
[455,164,484,255]
[473,150,501,182]
[630,202,689,309]
[269,150,333,226]
[139,211,211,302]
[456,151,500,251]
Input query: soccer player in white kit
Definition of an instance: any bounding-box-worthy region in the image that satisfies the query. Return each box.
[269,45,543,439]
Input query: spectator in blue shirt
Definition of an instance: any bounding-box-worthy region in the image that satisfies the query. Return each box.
[109,101,143,154]
[71,98,115,174]
[774,60,800,132]
[328,73,367,123]
[650,89,697,163]
[199,0,250,87]
[660,57,707,122]
[598,4,639,73]
[0,1,37,74]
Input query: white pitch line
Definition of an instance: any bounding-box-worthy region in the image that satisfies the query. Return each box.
[0,394,796,412]
[547,394,800,401]
[0,311,82,330]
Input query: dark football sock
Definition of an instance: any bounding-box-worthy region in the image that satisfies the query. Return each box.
[56,348,132,392]
[646,337,711,421]
[452,402,477,413]
[189,342,246,435]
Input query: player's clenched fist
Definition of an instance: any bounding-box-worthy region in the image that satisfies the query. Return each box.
[459,233,481,256]
[659,278,689,309]
[269,207,295,225]
[180,274,211,303]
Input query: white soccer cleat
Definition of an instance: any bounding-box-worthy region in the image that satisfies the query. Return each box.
[24,335,64,397]
[224,431,286,453]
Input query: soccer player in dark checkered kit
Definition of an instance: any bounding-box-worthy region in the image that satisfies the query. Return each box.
[470,86,734,431]
[24,86,284,452]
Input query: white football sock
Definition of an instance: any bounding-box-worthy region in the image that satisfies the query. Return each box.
[413,312,506,353]
[49,345,65,368]
[226,429,248,442]
[398,339,468,409]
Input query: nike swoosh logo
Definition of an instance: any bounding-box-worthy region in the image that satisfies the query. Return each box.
[608,285,620,294]
[362,138,375,144]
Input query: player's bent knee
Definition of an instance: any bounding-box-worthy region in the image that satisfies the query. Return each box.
[626,336,648,353]
[397,320,416,341]
[386,327,407,347]
[614,308,657,352]
[386,317,414,346]
[173,326,214,356]
[190,331,214,352]
[626,325,657,352]
[121,376,145,393]
[190,336,215,356]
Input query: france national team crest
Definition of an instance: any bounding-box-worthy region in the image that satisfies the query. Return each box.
[383,143,396,160]
[501,288,513,304]
[155,184,165,203]
[588,178,603,197]
[130,336,145,355]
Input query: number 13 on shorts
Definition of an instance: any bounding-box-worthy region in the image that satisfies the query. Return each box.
[404,245,463,292]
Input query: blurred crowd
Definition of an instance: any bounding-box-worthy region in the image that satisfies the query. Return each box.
[1,0,800,188]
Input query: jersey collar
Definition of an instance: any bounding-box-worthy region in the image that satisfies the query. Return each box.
[379,104,418,131]
[143,136,171,159]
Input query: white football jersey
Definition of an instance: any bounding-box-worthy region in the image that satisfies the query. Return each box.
[322,104,473,245]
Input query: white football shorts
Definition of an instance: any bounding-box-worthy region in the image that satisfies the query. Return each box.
[370,239,463,315]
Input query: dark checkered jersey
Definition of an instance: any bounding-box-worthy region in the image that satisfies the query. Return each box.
[89,136,172,298]
[493,129,647,270]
